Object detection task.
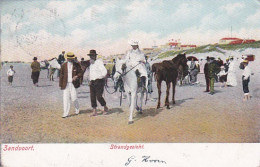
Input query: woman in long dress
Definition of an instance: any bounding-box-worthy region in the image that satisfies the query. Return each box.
[226,57,237,86]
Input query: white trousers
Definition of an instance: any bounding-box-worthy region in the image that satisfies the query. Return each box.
[63,83,79,117]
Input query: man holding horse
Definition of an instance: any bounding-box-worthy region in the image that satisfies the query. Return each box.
[59,52,83,118]
[88,49,109,116]
[125,40,148,88]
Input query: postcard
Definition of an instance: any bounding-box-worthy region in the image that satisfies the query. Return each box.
[1,0,259,166]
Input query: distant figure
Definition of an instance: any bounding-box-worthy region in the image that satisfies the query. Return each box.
[80,58,85,85]
[145,55,153,100]
[224,58,230,73]
[31,57,41,86]
[241,60,251,101]
[203,56,210,92]
[226,57,237,87]
[217,57,224,66]
[59,52,83,118]
[57,51,65,77]
[7,65,16,86]
[199,59,204,73]
[218,66,227,88]
[189,58,199,84]
[208,57,220,95]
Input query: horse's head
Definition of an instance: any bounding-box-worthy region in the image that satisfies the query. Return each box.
[113,58,126,82]
[173,53,188,77]
[49,58,61,70]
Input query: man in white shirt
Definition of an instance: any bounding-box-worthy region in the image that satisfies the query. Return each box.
[59,52,83,118]
[125,40,148,88]
[88,50,108,116]
[241,60,251,101]
[7,65,15,86]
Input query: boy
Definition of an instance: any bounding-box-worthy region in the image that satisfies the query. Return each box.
[7,65,15,86]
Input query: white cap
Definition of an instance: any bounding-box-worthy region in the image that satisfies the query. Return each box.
[129,39,140,46]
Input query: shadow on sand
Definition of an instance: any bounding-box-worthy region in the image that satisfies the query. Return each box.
[78,91,90,94]
[173,97,194,106]
[105,108,124,115]
[38,85,53,87]
[12,86,26,88]
[78,96,89,98]
[134,108,163,122]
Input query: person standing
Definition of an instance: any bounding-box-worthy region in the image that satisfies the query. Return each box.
[218,66,227,88]
[217,57,224,66]
[80,58,85,85]
[59,52,83,118]
[145,55,153,95]
[31,57,41,86]
[241,60,251,101]
[57,51,65,77]
[189,58,199,85]
[7,65,16,86]
[208,57,220,95]
[203,56,210,92]
[88,49,108,116]
[226,57,237,86]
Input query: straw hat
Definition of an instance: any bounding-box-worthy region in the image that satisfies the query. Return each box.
[65,52,76,59]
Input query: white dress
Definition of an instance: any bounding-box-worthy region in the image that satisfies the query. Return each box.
[226,61,237,86]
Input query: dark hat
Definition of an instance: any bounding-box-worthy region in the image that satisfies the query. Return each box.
[210,57,215,60]
[87,49,98,56]
[33,57,37,60]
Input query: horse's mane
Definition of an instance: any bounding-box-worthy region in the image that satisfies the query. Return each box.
[172,53,186,62]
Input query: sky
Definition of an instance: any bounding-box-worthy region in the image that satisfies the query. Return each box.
[1,0,260,61]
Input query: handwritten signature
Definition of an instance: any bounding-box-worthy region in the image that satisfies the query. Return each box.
[125,155,167,166]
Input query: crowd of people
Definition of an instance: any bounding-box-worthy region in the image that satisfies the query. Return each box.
[6,42,253,118]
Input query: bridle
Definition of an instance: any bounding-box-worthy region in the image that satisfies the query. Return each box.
[115,61,142,78]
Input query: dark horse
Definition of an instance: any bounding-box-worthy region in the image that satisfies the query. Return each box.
[152,53,188,109]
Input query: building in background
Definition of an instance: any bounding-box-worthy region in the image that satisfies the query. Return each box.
[219,37,256,45]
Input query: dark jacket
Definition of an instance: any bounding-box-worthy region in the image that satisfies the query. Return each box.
[204,62,209,77]
[208,61,220,78]
[31,61,41,72]
[57,54,65,65]
[59,62,83,90]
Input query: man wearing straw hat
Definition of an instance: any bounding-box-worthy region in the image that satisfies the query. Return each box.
[59,52,83,118]
[31,57,41,86]
[88,49,108,116]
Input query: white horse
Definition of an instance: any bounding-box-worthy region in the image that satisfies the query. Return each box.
[48,58,61,81]
[113,58,147,124]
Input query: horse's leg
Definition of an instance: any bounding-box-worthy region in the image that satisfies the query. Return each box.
[165,82,170,109]
[135,92,139,111]
[157,80,162,109]
[138,91,144,114]
[127,92,131,107]
[172,80,177,104]
[128,92,136,124]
